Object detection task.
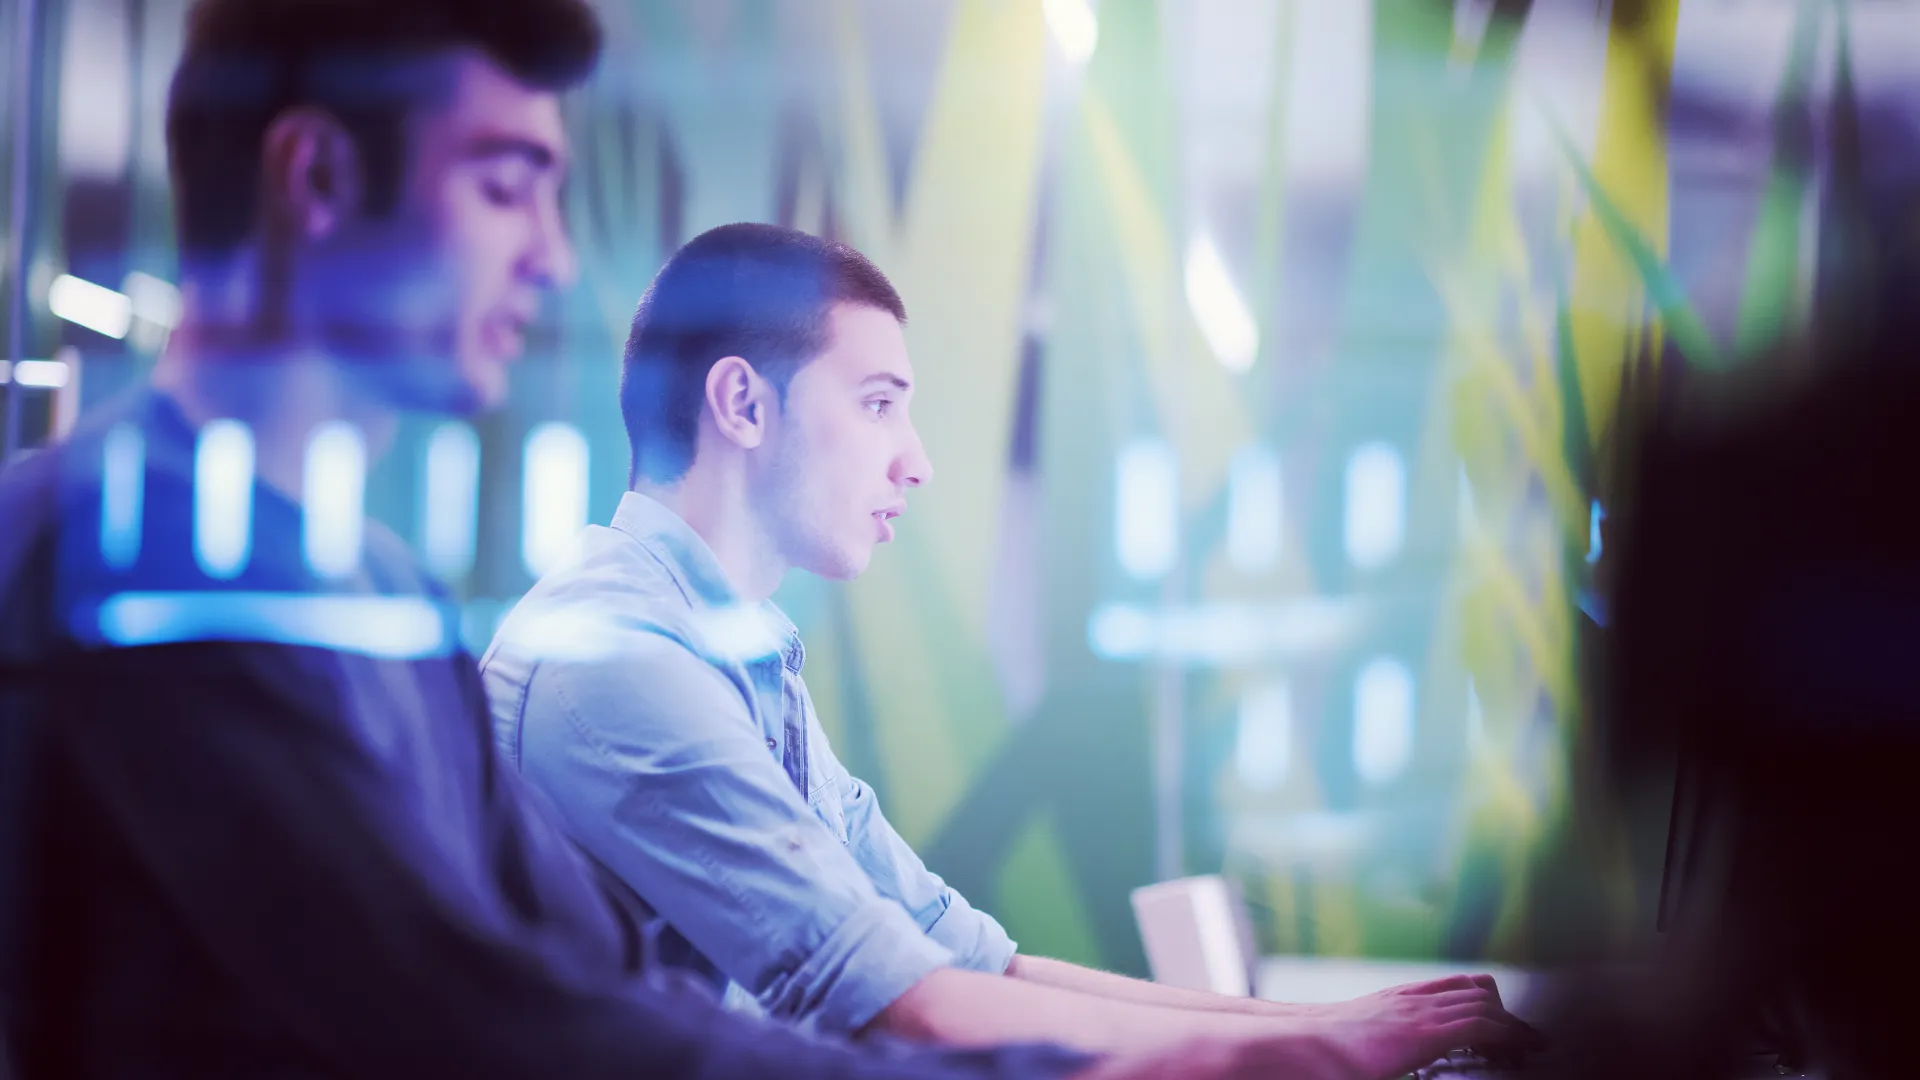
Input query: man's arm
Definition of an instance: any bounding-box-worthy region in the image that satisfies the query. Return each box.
[510,631,966,1034]
[31,638,1082,1080]
[503,633,1357,1056]
[1002,956,1541,1060]
[1009,954,1300,1016]
[809,702,1538,1058]
[871,965,1538,1072]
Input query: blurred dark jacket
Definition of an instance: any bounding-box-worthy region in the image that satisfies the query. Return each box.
[0,387,1088,1080]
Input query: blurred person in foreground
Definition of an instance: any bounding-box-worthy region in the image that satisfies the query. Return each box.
[480,222,1541,1072]
[0,2,1372,1076]
[1501,332,1920,1079]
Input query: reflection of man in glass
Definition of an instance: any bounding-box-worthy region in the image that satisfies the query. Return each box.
[0,4,1110,1076]
[482,223,1540,1072]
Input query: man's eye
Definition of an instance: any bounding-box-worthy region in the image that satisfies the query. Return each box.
[865,399,892,417]
[480,175,533,207]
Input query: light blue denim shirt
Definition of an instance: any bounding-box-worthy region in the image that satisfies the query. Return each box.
[479,492,1015,1035]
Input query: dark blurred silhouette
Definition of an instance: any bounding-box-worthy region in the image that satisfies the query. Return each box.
[1508,334,1920,1079]
[0,2,1087,1077]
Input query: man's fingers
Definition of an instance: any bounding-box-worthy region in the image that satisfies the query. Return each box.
[1399,974,1480,997]
[1424,987,1498,1014]
[1470,973,1503,1007]
[1431,1005,1548,1052]
[1433,1001,1541,1034]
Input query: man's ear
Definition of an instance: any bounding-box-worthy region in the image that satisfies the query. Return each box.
[261,107,364,241]
[705,356,771,451]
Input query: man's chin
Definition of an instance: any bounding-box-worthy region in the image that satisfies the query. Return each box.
[805,548,872,583]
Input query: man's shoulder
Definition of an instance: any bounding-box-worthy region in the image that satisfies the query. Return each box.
[484,530,792,700]
[493,528,706,660]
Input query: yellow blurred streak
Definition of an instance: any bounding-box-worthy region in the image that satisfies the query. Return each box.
[1432,271,1585,537]
[886,0,1048,643]
[829,0,1050,838]
[1458,522,1574,720]
[1566,0,1681,447]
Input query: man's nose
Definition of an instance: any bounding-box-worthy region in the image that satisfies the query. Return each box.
[894,425,933,488]
[527,195,578,289]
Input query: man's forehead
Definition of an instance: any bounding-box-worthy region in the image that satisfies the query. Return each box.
[428,52,570,163]
[818,304,913,386]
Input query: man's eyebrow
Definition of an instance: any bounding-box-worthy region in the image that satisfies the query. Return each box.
[860,373,912,391]
[463,134,563,171]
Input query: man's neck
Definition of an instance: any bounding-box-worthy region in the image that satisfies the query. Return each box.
[633,467,787,603]
[151,318,399,504]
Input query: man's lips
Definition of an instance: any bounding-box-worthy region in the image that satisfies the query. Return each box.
[482,316,527,359]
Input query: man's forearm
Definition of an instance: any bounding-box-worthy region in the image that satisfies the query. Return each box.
[867,966,1312,1056]
[1006,953,1309,1019]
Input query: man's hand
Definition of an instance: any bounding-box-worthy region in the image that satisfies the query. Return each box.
[1301,974,1543,1077]
[1072,974,1542,1080]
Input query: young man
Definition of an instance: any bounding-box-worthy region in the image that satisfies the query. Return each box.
[0,4,1271,1077]
[480,223,1540,1070]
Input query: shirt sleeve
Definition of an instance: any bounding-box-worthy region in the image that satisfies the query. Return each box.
[23,636,1078,1080]
[804,699,1018,976]
[514,630,959,1034]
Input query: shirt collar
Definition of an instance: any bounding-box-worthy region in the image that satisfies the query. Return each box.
[609,491,806,673]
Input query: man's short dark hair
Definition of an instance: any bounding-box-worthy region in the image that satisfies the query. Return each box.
[620,223,908,485]
[165,0,602,257]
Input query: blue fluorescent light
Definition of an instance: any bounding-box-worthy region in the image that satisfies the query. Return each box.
[1587,499,1606,565]
[99,423,145,571]
[97,591,447,659]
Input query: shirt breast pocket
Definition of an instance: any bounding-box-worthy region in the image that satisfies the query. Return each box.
[804,735,850,846]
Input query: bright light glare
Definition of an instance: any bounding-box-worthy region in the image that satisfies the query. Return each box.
[1353,657,1415,786]
[1235,680,1293,790]
[1343,442,1405,570]
[302,421,367,580]
[48,274,132,339]
[1087,599,1365,666]
[123,271,183,328]
[194,419,255,580]
[99,592,445,659]
[11,359,70,388]
[522,422,590,579]
[422,422,481,582]
[1116,438,1179,580]
[1227,444,1282,573]
[1185,234,1259,372]
[1043,0,1099,64]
